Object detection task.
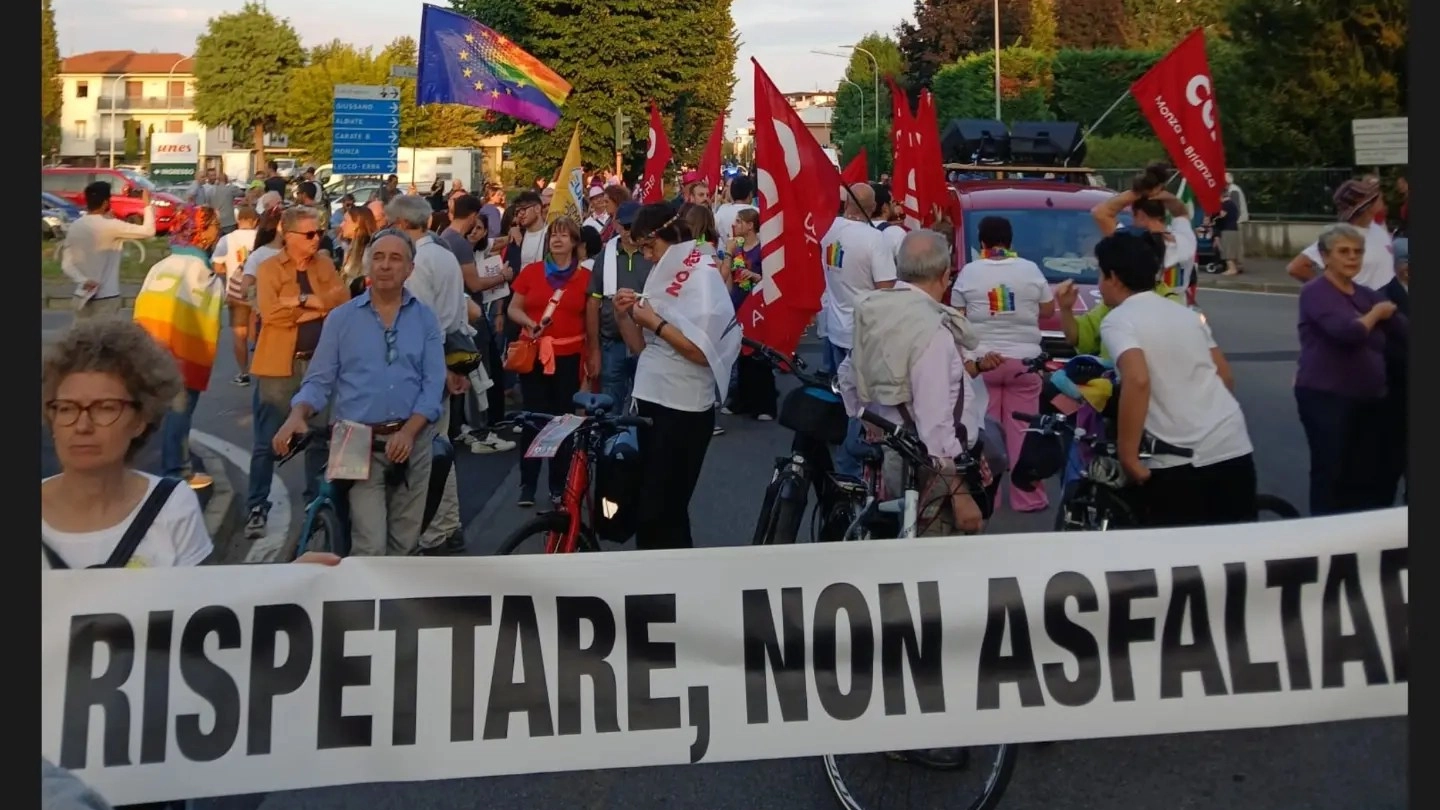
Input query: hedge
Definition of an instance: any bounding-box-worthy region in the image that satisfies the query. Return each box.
[1049,48,1161,138]
[931,47,1056,125]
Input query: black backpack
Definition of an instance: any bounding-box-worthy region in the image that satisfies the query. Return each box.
[41,478,181,569]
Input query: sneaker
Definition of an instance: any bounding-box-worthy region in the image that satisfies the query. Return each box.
[232,373,250,386]
[720,406,734,415]
[187,472,214,490]
[517,485,536,508]
[470,431,517,454]
[419,531,467,556]
[713,425,726,436]
[243,506,268,540]
[757,413,774,421]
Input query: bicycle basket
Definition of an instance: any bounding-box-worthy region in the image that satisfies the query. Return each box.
[778,384,849,445]
[593,426,643,543]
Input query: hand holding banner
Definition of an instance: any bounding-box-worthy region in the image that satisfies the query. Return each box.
[1130,27,1229,215]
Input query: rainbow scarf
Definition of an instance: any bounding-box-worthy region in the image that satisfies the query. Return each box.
[983,247,1018,260]
[133,244,225,392]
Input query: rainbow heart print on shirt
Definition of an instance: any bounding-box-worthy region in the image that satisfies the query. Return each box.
[1159,262,1183,289]
[824,242,845,268]
[987,284,1017,315]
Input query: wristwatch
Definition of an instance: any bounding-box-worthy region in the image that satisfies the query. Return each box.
[299,293,310,306]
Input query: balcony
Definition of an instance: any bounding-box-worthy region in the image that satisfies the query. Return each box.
[96,96,195,111]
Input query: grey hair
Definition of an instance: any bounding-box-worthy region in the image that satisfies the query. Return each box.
[280,205,320,231]
[257,190,282,213]
[369,227,416,260]
[1316,222,1365,257]
[896,229,953,283]
[386,194,434,230]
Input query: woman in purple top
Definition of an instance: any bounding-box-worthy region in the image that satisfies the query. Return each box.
[1294,222,1406,516]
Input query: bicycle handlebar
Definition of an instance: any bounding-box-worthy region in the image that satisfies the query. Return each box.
[491,410,654,432]
[1012,411,1194,459]
[1015,354,1053,377]
[742,336,833,390]
[859,409,978,472]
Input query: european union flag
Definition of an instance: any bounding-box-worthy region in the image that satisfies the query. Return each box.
[417,4,572,130]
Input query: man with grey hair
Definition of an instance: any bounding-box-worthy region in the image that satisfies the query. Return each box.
[387,194,473,554]
[257,189,283,216]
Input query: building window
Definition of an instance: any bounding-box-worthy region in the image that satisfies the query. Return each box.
[165,120,184,133]
[74,120,87,139]
[75,81,88,98]
[168,80,185,100]
[125,80,142,98]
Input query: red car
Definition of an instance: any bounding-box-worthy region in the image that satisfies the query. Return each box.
[42,167,183,234]
[945,175,1147,358]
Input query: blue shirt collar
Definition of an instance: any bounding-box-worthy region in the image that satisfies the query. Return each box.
[355,288,416,309]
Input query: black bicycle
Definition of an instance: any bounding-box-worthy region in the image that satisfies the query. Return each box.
[745,337,851,545]
[821,410,1016,810]
[1014,411,1300,530]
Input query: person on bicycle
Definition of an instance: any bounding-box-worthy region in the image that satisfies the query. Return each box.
[840,229,985,537]
[1096,230,1257,526]
[273,228,450,556]
[612,204,741,550]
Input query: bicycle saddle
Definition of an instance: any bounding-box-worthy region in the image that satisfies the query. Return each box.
[573,391,616,415]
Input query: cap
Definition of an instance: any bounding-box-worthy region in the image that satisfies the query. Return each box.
[1333,178,1381,222]
[616,200,641,226]
[588,185,605,199]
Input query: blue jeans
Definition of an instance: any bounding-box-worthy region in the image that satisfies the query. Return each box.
[161,388,201,478]
[247,383,327,512]
[599,337,637,407]
[820,340,863,478]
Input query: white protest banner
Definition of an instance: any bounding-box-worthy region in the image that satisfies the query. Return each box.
[43,509,1406,805]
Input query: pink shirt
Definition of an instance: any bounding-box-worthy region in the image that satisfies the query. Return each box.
[838,283,972,460]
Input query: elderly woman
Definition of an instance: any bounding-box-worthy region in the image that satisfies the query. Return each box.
[1294,223,1407,516]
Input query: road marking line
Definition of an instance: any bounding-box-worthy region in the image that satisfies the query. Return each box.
[189,430,291,563]
[1201,287,1299,298]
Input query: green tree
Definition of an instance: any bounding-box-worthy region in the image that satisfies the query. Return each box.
[41,0,63,158]
[1054,0,1127,49]
[897,0,1031,93]
[1028,0,1058,52]
[193,2,305,165]
[830,34,905,177]
[1121,0,1228,49]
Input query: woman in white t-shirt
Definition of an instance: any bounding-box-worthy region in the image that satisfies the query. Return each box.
[950,216,1055,513]
[612,204,741,551]
[213,204,260,386]
[41,318,340,571]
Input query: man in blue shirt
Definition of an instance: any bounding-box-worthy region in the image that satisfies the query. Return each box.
[274,228,448,556]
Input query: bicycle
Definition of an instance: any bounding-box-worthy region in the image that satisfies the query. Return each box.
[821,408,1017,810]
[494,392,653,555]
[744,337,850,546]
[1013,411,1300,530]
[52,239,148,267]
[279,429,458,558]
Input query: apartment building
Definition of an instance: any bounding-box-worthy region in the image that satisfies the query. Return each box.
[733,87,838,156]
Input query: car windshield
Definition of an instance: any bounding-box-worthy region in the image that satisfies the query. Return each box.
[962,208,1132,285]
[120,170,157,192]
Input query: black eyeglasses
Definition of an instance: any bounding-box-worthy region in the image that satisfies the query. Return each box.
[46,398,136,427]
[384,328,398,364]
[289,230,322,240]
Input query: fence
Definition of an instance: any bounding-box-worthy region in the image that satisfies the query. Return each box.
[1094,168,1355,221]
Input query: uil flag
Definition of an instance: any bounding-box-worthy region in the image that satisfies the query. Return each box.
[548,125,585,224]
[639,100,673,204]
[736,59,841,357]
[1131,28,1229,215]
[696,113,726,197]
[840,148,869,185]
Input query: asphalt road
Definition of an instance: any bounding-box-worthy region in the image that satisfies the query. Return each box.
[42,289,1406,810]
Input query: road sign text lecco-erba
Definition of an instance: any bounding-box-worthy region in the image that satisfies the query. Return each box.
[333,84,401,174]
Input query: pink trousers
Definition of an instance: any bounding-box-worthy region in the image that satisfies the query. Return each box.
[981,357,1050,513]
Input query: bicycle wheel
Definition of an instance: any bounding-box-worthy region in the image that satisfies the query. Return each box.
[1256,493,1300,520]
[824,743,1018,810]
[751,476,782,545]
[497,513,599,555]
[296,504,345,559]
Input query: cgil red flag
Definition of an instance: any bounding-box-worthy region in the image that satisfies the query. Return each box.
[1130,27,1229,215]
[840,148,869,185]
[696,113,726,197]
[638,100,673,204]
[737,59,841,357]
[914,89,954,227]
[885,75,922,230]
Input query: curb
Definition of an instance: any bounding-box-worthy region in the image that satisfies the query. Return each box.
[191,442,246,564]
[1197,279,1300,296]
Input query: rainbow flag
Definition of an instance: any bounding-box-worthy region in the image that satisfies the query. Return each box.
[132,247,225,392]
[987,284,1016,315]
[417,4,572,130]
[824,242,845,268]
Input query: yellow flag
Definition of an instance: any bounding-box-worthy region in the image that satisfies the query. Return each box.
[548,125,585,224]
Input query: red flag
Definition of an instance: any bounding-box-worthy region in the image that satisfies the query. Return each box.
[914,90,955,226]
[885,75,922,230]
[840,148,868,185]
[639,100,673,204]
[737,59,842,357]
[696,113,726,196]
[1130,28,1228,215]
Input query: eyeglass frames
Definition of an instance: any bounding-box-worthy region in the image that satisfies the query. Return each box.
[46,398,136,427]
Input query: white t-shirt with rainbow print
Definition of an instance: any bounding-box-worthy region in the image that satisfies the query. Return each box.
[950,254,1054,361]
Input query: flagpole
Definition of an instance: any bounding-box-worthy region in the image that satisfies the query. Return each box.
[1066,89,1130,166]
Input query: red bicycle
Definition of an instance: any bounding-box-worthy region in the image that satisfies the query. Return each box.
[494,392,652,554]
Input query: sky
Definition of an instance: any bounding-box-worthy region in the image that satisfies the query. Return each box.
[51,0,915,137]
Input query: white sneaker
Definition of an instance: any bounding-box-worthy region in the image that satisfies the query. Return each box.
[471,432,518,454]
[720,406,734,415]
[757,413,774,421]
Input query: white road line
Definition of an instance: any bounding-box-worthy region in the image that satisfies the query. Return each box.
[1201,287,1299,298]
[189,430,291,563]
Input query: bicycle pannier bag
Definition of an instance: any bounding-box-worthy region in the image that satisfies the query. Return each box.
[778,384,849,445]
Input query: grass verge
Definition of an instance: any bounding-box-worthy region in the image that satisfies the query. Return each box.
[40,237,170,285]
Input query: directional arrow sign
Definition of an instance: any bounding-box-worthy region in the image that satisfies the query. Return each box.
[333,83,401,174]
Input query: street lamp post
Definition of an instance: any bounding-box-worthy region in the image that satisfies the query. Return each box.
[107,72,131,168]
[838,78,864,134]
[839,44,880,136]
[164,56,188,173]
[993,0,1003,120]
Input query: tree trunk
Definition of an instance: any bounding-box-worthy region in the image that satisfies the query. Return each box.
[253,123,267,177]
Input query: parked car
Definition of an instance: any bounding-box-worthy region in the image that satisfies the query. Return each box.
[42,192,82,220]
[42,208,69,240]
[41,167,183,234]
